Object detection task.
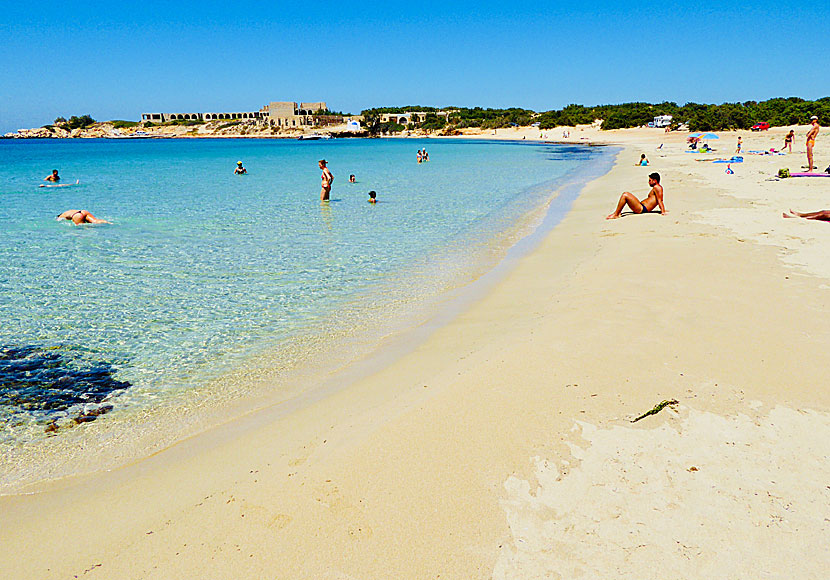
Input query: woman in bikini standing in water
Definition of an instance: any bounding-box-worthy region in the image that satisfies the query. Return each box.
[319,159,334,201]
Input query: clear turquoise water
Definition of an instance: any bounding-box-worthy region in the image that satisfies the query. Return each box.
[0,137,606,454]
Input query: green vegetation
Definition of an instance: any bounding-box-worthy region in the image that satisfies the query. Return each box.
[159,119,205,126]
[313,108,352,116]
[110,120,139,128]
[66,115,96,129]
[363,97,830,133]
[216,121,241,130]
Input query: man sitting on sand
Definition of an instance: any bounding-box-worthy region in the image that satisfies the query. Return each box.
[806,116,820,172]
[606,173,666,219]
[56,209,110,225]
[44,169,60,182]
[782,209,830,222]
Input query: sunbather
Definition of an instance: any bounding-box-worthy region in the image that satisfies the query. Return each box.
[782,209,830,222]
[606,173,666,219]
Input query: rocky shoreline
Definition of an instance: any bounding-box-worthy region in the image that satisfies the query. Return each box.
[3,119,369,139]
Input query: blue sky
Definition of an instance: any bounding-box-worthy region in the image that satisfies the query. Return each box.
[1,1,827,132]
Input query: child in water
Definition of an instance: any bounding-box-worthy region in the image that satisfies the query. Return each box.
[368,190,377,204]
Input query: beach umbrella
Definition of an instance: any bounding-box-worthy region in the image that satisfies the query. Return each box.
[697,133,719,140]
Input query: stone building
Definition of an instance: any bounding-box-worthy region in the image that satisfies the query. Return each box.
[141,101,335,128]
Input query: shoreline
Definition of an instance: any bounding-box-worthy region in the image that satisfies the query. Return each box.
[0,140,613,494]
[3,127,830,578]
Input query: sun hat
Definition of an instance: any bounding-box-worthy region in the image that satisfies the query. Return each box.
[811,115,818,120]
[237,160,243,164]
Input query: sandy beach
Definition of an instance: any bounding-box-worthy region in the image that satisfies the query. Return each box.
[3,126,829,579]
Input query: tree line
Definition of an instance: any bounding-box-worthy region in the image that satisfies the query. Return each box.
[362,97,829,133]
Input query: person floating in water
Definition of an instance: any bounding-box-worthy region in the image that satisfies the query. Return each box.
[56,209,110,225]
[234,161,247,174]
[349,174,356,183]
[783,208,830,222]
[368,190,377,204]
[319,159,333,201]
[44,169,60,182]
[606,173,666,219]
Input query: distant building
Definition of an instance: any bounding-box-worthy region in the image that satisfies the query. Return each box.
[379,111,454,125]
[141,101,355,128]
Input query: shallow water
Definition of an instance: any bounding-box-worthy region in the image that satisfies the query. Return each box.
[0,137,606,483]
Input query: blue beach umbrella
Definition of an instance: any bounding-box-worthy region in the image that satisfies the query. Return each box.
[697,133,719,140]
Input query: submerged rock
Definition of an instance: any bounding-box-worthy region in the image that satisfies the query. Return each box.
[1,345,130,431]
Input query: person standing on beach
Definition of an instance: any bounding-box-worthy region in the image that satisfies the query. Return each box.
[783,130,795,153]
[806,116,820,172]
[606,173,665,219]
[44,169,60,182]
[319,159,333,201]
[736,136,742,154]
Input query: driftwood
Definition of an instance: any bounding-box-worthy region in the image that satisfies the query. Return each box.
[631,399,679,423]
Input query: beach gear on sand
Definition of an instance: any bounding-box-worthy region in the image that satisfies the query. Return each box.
[713,156,743,164]
[788,173,830,177]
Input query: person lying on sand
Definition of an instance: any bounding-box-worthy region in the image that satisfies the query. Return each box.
[782,209,830,222]
[56,209,110,225]
[606,173,666,219]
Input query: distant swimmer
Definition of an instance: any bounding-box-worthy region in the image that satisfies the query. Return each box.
[349,174,356,183]
[319,159,333,201]
[234,161,247,174]
[44,169,60,182]
[806,116,820,172]
[56,210,110,225]
[606,173,665,219]
[368,190,377,204]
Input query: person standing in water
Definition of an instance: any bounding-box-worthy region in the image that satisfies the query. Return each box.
[44,169,60,182]
[806,116,820,172]
[319,159,333,201]
[234,161,247,174]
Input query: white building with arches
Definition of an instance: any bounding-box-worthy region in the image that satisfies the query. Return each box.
[141,101,331,128]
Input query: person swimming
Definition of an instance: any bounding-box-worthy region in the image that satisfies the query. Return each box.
[44,169,60,182]
[349,174,356,183]
[368,190,377,204]
[56,209,110,225]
